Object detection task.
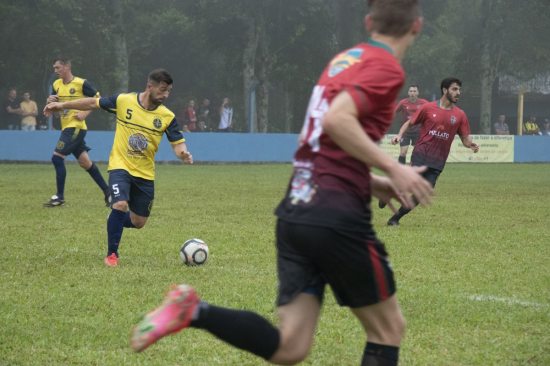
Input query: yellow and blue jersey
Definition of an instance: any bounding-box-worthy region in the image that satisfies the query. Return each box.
[98,93,184,180]
[51,77,98,130]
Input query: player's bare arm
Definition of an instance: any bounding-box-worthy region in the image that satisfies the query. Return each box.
[460,135,479,153]
[43,97,99,117]
[322,91,433,208]
[391,119,411,145]
[173,142,193,164]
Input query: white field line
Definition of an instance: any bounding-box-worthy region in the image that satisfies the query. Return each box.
[467,294,549,309]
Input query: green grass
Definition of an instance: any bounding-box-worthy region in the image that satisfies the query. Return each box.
[0,163,548,365]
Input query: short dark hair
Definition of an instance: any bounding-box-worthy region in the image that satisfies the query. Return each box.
[148,69,173,85]
[409,84,419,89]
[368,0,421,37]
[440,77,462,95]
[53,56,71,65]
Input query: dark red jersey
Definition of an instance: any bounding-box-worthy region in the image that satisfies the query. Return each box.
[276,40,405,230]
[395,98,429,122]
[410,101,471,171]
[395,97,429,134]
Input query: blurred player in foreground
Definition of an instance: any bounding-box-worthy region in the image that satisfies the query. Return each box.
[385,77,479,226]
[44,69,193,266]
[130,1,430,365]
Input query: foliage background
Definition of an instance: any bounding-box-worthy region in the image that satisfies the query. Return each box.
[1,0,550,133]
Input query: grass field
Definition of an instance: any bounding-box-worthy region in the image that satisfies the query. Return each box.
[0,162,548,365]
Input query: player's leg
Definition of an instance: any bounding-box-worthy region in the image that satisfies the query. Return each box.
[351,296,405,366]
[398,135,411,164]
[131,220,322,364]
[73,136,110,206]
[106,172,152,265]
[387,167,440,226]
[44,129,74,207]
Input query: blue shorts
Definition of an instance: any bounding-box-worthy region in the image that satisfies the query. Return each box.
[54,128,91,158]
[108,169,155,217]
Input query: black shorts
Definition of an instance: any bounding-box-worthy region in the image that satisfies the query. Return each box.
[54,128,91,158]
[418,167,442,188]
[399,131,419,147]
[108,169,155,217]
[276,219,396,308]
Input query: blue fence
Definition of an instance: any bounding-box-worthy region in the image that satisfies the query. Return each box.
[0,130,549,163]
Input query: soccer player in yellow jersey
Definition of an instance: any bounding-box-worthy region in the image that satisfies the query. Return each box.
[44,69,193,267]
[44,57,110,207]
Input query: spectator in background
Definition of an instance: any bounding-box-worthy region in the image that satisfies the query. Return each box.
[20,91,38,131]
[183,99,197,131]
[523,116,542,135]
[217,97,233,132]
[3,87,21,130]
[542,118,550,136]
[493,114,510,135]
[197,98,211,131]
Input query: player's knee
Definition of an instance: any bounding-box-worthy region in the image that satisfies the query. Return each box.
[112,201,128,212]
[133,220,146,229]
[272,334,312,364]
[51,154,64,166]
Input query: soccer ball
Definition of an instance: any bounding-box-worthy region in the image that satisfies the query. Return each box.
[180,238,209,266]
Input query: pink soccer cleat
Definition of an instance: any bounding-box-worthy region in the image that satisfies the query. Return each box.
[131,284,199,352]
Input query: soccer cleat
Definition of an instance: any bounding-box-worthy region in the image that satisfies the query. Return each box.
[43,195,65,207]
[387,218,400,226]
[131,284,199,352]
[104,189,112,207]
[104,253,119,267]
[378,200,387,209]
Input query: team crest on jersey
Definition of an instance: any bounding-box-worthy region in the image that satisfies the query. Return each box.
[56,141,65,150]
[328,48,363,77]
[450,115,457,125]
[289,168,317,205]
[69,88,75,95]
[153,117,162,129]
[128,133,148,153]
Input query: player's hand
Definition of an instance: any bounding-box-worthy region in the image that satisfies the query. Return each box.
[181,151,193,164]
[75,111,88,121]
[387,164,433,208]
[470,143,479,153]
[370,175,404,213]
[390,136,401,145]
[43,102,64,117]
[47,95,59,103]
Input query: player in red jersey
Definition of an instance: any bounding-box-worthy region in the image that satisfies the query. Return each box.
[394,85,429,164]
[386,77,479,226]
[131,2,431,365]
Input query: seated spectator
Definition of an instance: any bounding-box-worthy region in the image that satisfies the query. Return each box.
[493,114,509,135]
[523,116,542,135]
[197,98,211,131]
[542,118,550,136]
[183,99,197,131]
[20,91,38,131]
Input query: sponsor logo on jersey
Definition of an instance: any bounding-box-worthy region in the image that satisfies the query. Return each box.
[289,168,317,205]
[328,48,363,77]
[428,130,450,139]
[128,133,148,154]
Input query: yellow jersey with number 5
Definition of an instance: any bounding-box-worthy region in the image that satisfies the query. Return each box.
[97,92,184,180]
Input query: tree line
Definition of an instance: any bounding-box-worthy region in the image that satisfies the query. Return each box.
[1,0,549,133]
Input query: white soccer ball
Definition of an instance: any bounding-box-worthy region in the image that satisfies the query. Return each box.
[180,238,209,266]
